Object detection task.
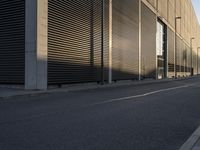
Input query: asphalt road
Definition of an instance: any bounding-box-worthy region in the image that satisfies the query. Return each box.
[1,78,200,150]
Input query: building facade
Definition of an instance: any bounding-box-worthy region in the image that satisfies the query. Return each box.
[0,0,200,90]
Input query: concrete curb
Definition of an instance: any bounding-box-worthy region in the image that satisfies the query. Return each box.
[0,76,198,99]
[179,126,200,150]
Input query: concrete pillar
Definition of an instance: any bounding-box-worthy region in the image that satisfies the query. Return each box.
[25,0,48,90]
[36,0,48,89]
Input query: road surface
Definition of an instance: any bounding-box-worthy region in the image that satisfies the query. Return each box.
[1,78,200,150]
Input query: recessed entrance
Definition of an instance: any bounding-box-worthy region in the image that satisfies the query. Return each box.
[156,20,167,79]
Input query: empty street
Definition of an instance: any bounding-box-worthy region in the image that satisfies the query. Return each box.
[1,77,200,150]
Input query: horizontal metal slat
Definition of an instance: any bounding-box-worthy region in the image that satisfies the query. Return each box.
[48,0,107,84]
[0,0,25,84]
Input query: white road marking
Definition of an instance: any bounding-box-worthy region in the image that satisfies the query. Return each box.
[89,84,197,106]
[179,125,200,150]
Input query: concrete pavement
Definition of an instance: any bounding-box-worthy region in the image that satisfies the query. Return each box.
[179,126,200,150]
[1,77,200,149]
[0,76,197,99]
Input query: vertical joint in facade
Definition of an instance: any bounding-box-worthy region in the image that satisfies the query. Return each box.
[108,0,112,83]
[139,0,142,80]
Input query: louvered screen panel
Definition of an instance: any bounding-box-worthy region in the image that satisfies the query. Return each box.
[141,3,156,78]
[167,28,175,77]
[146,0,156,8]
[181,41,186,75]
[103,0,109,81]
[48,0,108,84]
[182,41,186,75]
[184,44,188,75]
[192,48,197,75]
[176,36,181,75]
[180,40,185,76]
[93,0,109,81]
[197,48,200,75]
[112,0,139,80]
[186,45,191,74]
[0,1,25,84]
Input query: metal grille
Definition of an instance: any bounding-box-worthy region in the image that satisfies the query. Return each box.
[141,3,156,79]
[176,36,181,75]
[182,43,187,75]
[167,28,174,74]
[186,44,191,74]
[192,48,197,75]
[180,40,185,75]
[181,41,186,75]
[112,0,139,80]
[0,0,25,84]
[48,0,108,84]
[103,0,109,81]
[176,36,187,76]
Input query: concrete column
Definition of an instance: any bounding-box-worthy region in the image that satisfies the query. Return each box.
[36,0,48,89]
[25,0,37,90]
[25,0,48,90]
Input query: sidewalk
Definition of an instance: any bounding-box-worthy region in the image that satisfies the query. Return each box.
[0,76,198,99]
[179,126,200,150]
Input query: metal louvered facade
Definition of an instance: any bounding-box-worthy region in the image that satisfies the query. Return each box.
[0,0,199,89]
[141,3,156,79]
[0,1,25,84]
[192,47,197,75]
[186,45,191,75]
[112,0,139,80]
[48,0,108,84]
[176,36,181,76]
[180,39,185,76]
[181,40,186,76]
[167,28,175,77]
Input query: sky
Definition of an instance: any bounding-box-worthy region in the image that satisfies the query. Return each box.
[192,0,200,24]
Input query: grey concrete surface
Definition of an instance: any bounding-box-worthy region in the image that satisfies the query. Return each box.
[25,0,48,90]
[179,124,200,150]
[179,126,200,150]
[25,0,37,90]
[192,138,200,150]
[0,77,195,99]
[1,77,200,150]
